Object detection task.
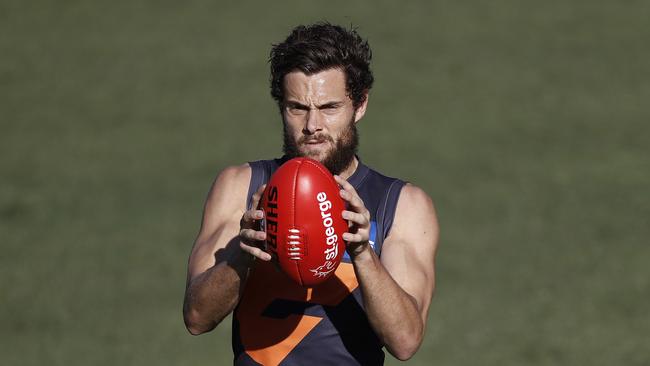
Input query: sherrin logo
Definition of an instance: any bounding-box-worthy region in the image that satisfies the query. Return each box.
[310,191,339,278]
[264,186,279,258]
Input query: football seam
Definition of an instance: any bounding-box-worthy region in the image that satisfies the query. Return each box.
[292,159,305,286]
[304,159,337,186]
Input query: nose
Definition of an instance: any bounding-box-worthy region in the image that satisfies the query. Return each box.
[304,109,323,135]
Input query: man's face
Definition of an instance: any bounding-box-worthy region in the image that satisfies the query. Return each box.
[281,68,366,175]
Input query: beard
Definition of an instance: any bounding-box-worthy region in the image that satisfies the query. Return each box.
[282,120,359,176]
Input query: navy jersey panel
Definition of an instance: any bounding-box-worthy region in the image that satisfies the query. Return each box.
[234,157,404,366]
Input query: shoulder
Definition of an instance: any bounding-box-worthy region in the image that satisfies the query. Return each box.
[208,163,251,199]
[360,162,434,220]
[202,164,252,221]
[397,183,435,214]
[391,183,439,239]
[213,163,251,188]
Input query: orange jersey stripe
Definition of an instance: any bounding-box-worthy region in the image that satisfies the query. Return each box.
[235,262,358,365]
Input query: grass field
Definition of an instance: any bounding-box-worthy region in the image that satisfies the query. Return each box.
[2,1,649,365]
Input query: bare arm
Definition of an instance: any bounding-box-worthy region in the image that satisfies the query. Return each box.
[335,176,439,360]
[183,165,270,335]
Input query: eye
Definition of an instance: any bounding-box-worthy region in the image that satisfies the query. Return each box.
[320,105,340,115]
[286,106,308,116]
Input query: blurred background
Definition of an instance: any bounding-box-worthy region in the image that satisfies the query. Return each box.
[2,0,649,365]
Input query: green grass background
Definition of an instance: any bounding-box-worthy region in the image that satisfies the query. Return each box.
[2,1,649,365]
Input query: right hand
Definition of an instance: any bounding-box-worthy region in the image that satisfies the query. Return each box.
[238,184,272,261]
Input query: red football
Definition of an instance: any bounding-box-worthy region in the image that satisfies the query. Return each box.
[260,157,348,286]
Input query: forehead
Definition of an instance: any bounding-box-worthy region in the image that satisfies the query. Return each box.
[283,68,348,103]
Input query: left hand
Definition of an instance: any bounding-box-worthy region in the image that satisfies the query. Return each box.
[334,175,372,257]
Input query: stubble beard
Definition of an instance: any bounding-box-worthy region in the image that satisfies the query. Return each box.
[282,119,359,176]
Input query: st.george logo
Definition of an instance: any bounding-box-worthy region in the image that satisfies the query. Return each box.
[309,191,339,277]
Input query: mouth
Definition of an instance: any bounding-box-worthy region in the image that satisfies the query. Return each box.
[299,139,330,158]
[304,140,326,145]
[301,138,330,147]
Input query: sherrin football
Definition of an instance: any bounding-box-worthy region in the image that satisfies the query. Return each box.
[260,157,348,286]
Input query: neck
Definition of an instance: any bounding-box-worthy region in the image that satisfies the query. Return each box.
[337,156,359,180]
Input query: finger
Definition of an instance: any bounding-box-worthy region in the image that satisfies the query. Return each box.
[334,175,355,191]
[242,209,264,226]
[334,176,366,210]
[343,232,368,243]
[241,184,267,229]
[339,188,366,212]
[251,184,267,210]
[240,242,272,261]
[239,228,266,242]
[342,210,369,227]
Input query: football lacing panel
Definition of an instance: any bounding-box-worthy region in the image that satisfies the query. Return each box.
[286,228,306,260]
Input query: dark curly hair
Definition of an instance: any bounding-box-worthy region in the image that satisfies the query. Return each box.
[269,22,374,109]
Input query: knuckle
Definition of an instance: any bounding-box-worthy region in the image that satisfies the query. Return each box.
[240,229,253,239]
[240,215,252,227]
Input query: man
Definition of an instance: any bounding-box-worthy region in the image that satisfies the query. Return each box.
[183,23,439,365]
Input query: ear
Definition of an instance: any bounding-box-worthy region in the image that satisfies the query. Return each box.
[353,91,369,123]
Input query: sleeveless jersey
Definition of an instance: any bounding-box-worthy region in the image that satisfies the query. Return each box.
[233,157,405,366]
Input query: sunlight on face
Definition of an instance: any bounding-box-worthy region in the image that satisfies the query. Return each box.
[282,69,357,163]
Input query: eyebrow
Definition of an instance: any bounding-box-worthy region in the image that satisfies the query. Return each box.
[285,100,344,109]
